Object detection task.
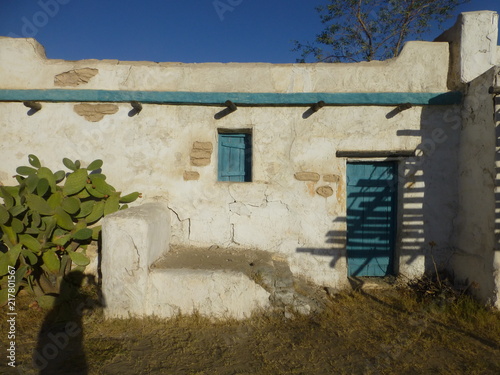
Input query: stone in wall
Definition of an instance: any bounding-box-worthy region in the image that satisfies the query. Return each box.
[316,186,334,198]
[190,142,213,166]
[183,171,200,181]
[55,68,99,87]
[294,172,320,182]
[323,174,340,183]
[74,103,119,122]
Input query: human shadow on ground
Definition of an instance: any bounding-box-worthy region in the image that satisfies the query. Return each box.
[33,271,103,375]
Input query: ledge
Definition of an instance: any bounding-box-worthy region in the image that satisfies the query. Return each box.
[0,89,462,106]
[336,150,416,158]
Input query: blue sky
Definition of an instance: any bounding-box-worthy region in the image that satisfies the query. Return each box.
[0,0,499,63]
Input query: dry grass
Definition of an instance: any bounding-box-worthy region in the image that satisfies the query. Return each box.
[1,284,500,375]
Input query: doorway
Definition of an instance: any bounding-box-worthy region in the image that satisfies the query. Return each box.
[346,161,397,276]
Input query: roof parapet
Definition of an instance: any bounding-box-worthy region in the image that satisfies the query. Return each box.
[436,11,499,87]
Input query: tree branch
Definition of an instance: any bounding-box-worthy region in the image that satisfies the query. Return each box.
[293,0,468,63]
[393,0,415,56]
[320,54,360,63]
[355,0,374,60]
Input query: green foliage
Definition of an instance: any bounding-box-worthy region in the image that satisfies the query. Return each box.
[293,0,469,62]
[0,155,141,307]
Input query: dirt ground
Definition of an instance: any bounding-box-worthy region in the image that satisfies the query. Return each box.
[1,281,500,375]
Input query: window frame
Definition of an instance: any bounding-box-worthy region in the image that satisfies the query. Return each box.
[217,129,253,182]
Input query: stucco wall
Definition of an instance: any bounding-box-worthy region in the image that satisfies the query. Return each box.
[1,102,459,286]
[2,11,500,314]
[0,34,462,287]
[452,66,499,306]
[0,37,450,93]
[436,11,498,88]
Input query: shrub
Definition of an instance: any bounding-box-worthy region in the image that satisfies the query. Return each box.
[0,155,140,308]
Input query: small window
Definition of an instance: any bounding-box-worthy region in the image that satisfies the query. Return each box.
[218,131,252,182]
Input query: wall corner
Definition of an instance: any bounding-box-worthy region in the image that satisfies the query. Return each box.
[436,11,499,87]
[459,11,498,83]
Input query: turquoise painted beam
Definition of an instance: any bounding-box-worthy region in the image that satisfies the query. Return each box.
[0,89,462,106]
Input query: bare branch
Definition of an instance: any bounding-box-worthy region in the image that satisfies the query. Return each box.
[293,0,469,63]
[355,0,375,60]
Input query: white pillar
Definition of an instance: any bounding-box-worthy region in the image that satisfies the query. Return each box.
[101,202,170,318]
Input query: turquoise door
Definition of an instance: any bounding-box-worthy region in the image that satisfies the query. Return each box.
[346,162,397,277]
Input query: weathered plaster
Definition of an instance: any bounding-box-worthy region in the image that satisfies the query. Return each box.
[54,68,99,87]
[73,103,119,122]
[0,103,454,286]
[436,11,499,86]
[147,268,270,319]
[453,68,498,303]
[323,174,340,183]
[190,141,213,167]
[294,172,320,182]
[102,202,171,317]
[451,66,500,307]
[1,11,500,314]
[0,37,450,93]
[459,11,499,83]
[316,186,334,198]
[183,171,200,181]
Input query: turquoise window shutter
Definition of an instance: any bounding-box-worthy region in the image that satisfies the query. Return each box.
[218,133,252,182]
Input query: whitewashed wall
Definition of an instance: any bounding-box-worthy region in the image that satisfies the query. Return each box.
[0,12,499,298]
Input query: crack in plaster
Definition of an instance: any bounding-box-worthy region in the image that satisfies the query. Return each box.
[288,121,297,160]
[246,203,261,208]
[227,187,291,247]
[121,66,133,87]
[230,224,241,246]
[168,206,182,222]
[227,185,237,204]
[263,191,291,212]
[123,232,141,276]
[273,199,291,212]
[168,206,191,240]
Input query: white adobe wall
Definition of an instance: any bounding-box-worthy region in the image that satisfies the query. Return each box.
[0,34,457,288]
[453,67,499,307]
[459,11,498,83]
[495,71,500,308]
[436,11,499,87]
[0,37,449,93]
[495,78,500,309]
[101,203,171,317]
[444,11,500,307]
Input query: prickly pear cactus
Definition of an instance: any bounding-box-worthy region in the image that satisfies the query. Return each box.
[0,155,141,308]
